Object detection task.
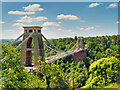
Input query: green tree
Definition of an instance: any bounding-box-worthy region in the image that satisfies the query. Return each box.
[1,44,47,88]
[82,57,120,88]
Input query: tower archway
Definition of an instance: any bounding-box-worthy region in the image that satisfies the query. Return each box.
[27,37,32,48]
[21,26,44,67]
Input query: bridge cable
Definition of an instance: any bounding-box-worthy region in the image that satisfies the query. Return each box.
[41,34,65,53]
[16,32,34,50]
[43,42,61,53]
[45,39,84,63]
[1,32,34,62]
[10,33,25,46]
[68,43,77,51]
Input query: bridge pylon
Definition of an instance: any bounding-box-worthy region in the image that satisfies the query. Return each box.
[21,26,44,67]
[76,36,84,50]
[74,36,87,62]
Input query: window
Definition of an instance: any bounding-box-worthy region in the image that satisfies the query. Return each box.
[34,30,36,32]
[25,30,27,33]
[38,30,41,33]
[29,30,32,32]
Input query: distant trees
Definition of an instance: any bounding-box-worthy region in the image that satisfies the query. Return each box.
[85,35,120,60]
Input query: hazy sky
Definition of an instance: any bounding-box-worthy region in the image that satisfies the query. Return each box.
[1,2,119,39]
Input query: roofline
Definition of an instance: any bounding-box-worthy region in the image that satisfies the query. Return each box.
[23,26,42,28]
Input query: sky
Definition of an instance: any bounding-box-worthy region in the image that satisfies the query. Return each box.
[0,2,119,39]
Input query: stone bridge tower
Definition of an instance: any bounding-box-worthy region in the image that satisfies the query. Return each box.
[74,36,87,62]
[76,36,84,50]
[21,26,44,67]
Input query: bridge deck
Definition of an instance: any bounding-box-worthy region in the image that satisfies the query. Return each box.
[45,49,83,63]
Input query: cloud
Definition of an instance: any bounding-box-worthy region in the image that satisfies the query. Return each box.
[17,16,48,23]
[12,23,24,29]
[80,25,100,31]
[12,23,24,26]
[63,29,75,34]
[95,25,101,28]
[80,19,85,22]
[8,4,44,15]
[23,4,44,11]
[89,3,102,8]
[85,27,95,30]
[70,31,75,34]
[106,3,117,8]
[116,21,120,24]
[57,14,79,20]
[43,22,60,26]
[58,21,62,24]
[57,28,62,31]
[8,11,35,15]
[0,21,5,24]
[67,30,75,34]
[5,29,13,32]
[80,28,84,30]
[42,27,48,30]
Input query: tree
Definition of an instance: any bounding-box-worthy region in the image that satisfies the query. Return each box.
[82,57,120,88]
[75,36,77,40]
[1,44,47,88]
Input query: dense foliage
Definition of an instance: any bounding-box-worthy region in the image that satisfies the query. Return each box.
[1,35,120,89]
[1,43,47,88]
[82,57,120,88]
[85,35,120,60]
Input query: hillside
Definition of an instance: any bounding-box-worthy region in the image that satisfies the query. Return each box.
[1,35,120,89]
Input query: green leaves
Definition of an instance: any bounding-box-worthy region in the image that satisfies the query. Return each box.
[1,43,47,88]
[85,35,120,61]
[83,57,120,88]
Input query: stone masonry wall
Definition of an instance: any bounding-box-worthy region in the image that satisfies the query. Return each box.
[73,50,87,62]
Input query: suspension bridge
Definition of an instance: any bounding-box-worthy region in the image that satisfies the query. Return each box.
[1,26,87,66]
